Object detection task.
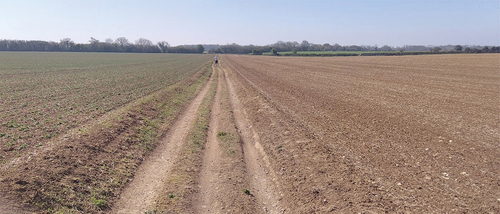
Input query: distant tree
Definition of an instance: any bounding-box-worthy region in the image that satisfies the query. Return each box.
[135,38,153,46]
[454,45,463,52]
[135,38,155,52]
[309,44,322,51]
[196,44,205,53]
[332,43,343,51]
[431,47,442,53]
[157,41,169,53]
[252,49,262,55]
[292,48,297,55]
[380,45,392,51]
[59,38,74,51]
[270,48,278,56]
[89,37,100,51]
[115,37,129,50]
[273,40,286,51]
[300,40,310,51]
[322,43,333,51]
[482,46,490,53]
[464,47,479,53]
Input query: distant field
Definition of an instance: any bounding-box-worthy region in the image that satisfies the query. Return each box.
[262,50,402,56]
[0,52,212,158]
[282,51,399,54]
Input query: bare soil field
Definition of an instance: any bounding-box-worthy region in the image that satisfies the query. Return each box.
[0,53,498,213]
[220,54,500,213]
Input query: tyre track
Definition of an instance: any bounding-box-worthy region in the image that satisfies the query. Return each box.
[196,64,258,213]
[112,66,214,214]
[220,63,284,213]
[196,64,225,213]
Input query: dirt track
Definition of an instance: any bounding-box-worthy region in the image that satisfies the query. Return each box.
[111,62,214,213]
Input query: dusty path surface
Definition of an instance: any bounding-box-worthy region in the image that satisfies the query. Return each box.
[196,64,225,212]
[196,65,224,212]
[222,54,500,213]
[195,64,258,213]
[111,66,214,214]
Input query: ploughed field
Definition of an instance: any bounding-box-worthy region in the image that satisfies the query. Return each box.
[0,52,498,213]
[222,54,499,212]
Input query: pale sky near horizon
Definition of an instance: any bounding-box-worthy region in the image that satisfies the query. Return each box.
[1,0,499,47]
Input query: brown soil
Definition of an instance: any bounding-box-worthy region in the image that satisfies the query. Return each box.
[2,54,498,213]
[221,54,500,213]
[220,64,285,213]
[0,193,34,214]
[194,64,258,213]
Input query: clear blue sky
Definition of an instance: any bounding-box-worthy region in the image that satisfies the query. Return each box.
[1,0,498,46]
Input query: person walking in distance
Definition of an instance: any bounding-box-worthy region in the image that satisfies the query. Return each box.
[214,56,218,66]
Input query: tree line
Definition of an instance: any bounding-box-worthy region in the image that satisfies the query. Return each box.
[208,41,499,55]
[0,37,205,54]
[1,38,498,55]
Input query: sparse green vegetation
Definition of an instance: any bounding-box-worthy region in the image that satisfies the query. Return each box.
[0,52,214,213]
[91,196,107,208]
[18,144,28,150]
[0,52,212,161]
